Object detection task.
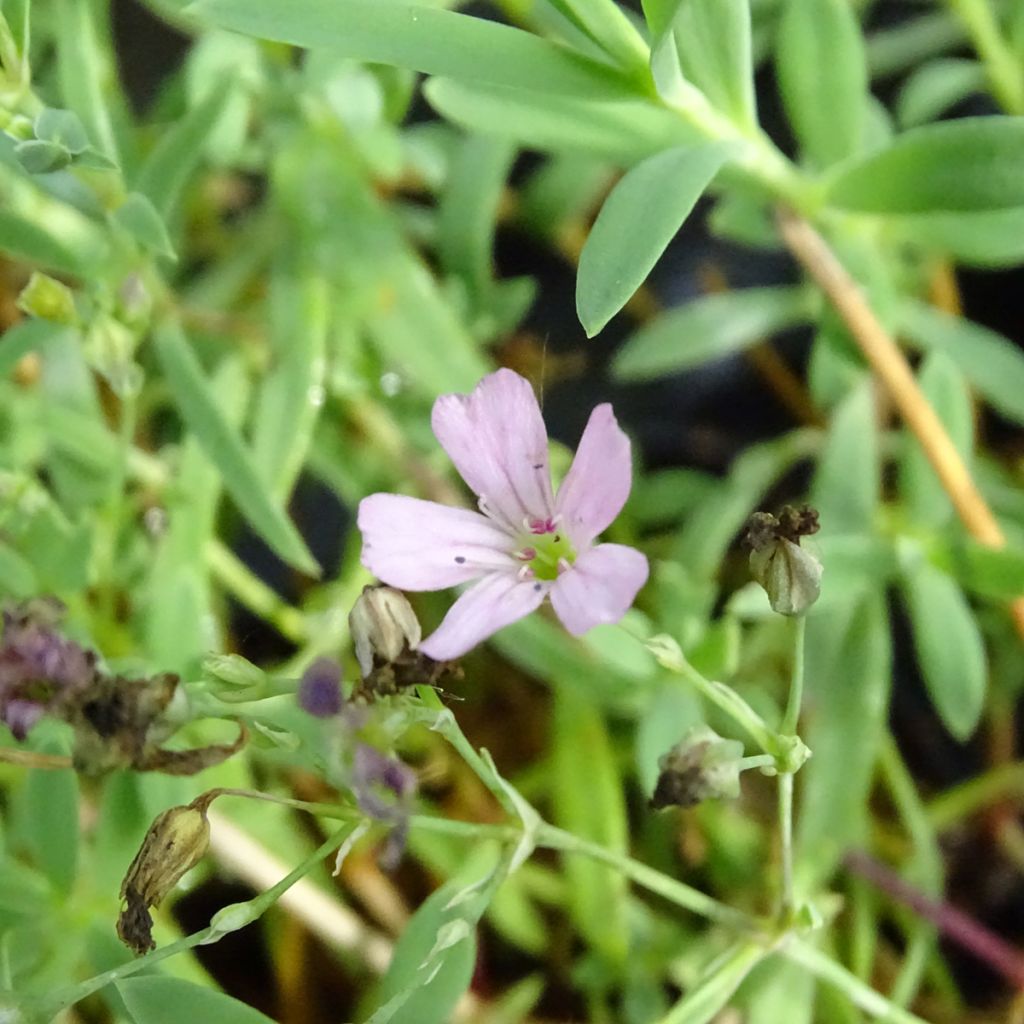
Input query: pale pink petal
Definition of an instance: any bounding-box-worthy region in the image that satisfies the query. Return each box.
[550,543,648,636]
[554,404,633,547]
[358,494,516,591]
[431,369,554,532]
[419,572,549,659]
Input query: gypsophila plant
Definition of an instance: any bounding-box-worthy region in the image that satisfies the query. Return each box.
[1,0,1024,1022]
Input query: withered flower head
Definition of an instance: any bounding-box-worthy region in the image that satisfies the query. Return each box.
[650,726,745,810]
[352,743,417,870]
[348,586,459,699]
[744,505,822,616]
[118,793,215,955]
[0,599,97,739]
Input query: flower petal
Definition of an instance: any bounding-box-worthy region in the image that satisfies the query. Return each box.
[419,572,549,659]
[358,494,515,590]
[550,543,649,636]
[431,369,553,532]
[555,404,633,546]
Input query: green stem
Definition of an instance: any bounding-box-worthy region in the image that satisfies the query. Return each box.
[947,0,1024,113]
[927,760,1024,831]
[28,823,355,1021]
[778,772,795,918]
[781,615,806,737]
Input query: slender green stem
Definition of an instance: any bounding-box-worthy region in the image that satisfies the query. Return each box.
[28,824,355,1021]
[778,772,795,918]
[738,754,775,773]
[781,615,806,737]
[947,0,1024,113]
[205,539,309,643]
[928,760,1024,831]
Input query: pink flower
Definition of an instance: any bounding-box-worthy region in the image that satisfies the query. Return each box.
[357,369,649,659]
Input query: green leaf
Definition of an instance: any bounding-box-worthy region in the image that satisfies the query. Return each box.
[425,78,696,162]
[0,209,84,274]
[899,352,972,527]
[613,286,813,380]
[828,116,1024,212]
[111,192,176,259]
[795,591,891,895]
[659,941,768,1024]
[895,299,1024,424]
[903,560,987,741]
[135,86,233,219]
[34,107,90,154]
[895,58,986,128]
[0,317,65,378]
[550,689,629,962]
[0,541,37,597]
[776,0,867,166]
[891,206,1024,268]
[118,977,276,1024]
[929,538,1024,601]
[577,142,734,336]
[663,0,757,130]
[542,0,648,71]
[15,139,70,173]
[153,323,320,576]
[250,263,328,501]
[866,11,965,79]
[812,381,878,534]
[193,0,638,99]
[369,846,501,1024]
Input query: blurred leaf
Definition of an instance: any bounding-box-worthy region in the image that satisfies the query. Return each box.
[250,262,328,501]
[659,941,767,1024]
[135,86,233,219]
[0,209,85,275]
[899,352,972,528]
[577,141,734,336]
[425,78,697,161]
[812,381,878,534]
[118,977,276,1024]
[891,207,1024,268]
[895,58,986,128]
[194,0,639,98]
[153,323,320,576]
[613,286,812,380]
[635,682,703,794]
[896,300,1024,424]
[866,11,965,79]
[795,590,891,895]
[0,541,37,597]
[551,686,629,964]
[828,117,1024,212]
[111,192,176,259]
[776,0,867,166]
[742,958,815,1024]
[369,845,502,1024]
[543,0,648,71]
[929,537,1024,601]
[15,139,70,174]
[903,560,987,741]
[0,317,65,378]
[34,108,90,154]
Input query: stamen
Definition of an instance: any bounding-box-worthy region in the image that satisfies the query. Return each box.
[517,564,535,581]
[557,557,572,574]
[516,547,537,562]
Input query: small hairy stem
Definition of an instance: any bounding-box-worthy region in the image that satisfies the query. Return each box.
[776,209,1024,641]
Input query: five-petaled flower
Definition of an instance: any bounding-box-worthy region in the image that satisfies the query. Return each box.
[357,369,649,659]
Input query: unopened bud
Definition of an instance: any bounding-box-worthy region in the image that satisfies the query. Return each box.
[349,585,422,678]
[650,726,744,810]
[17,272,78,325]
[298,657,343,718]
[117,794,214,955]
[745,505,822,616]
[203,653,266,699]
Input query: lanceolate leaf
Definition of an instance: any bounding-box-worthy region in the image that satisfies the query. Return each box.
[118,977,276,1024]
[577,141,734,336]
[828,116,1024,212]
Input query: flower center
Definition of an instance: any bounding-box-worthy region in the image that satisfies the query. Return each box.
[516,524,575,581]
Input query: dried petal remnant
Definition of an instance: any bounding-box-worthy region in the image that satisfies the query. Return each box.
[650,727,745,810]
[744,505,822,616]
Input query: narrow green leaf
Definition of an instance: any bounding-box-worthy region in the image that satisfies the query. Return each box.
[776,0,867,166]
[899,352,972,527]
[896,299,1024,424]
[0,209,84,275]
[795,591,891,895]
[118,977,276,1024]
[828,117,1024,213]
[34,108,90,154]
[425,78,696,162]
[193,0,638,99]
[811,381,878,534]
[903,561,987,741]
[0,541,37,598]
[613,286,812,380]
[111,192,177,259]
[660,941,768,1024]
[577,142,734,336]
[929,538,1024,602]
[866,11,965,79]
[551,686,629,963]
[667,0,757,130]
[542,0,649,71]
[135,86,233,219]
[18,739,79,894]
[891,206,1024,268]
[153,323,320,576]
[895,58,986,128]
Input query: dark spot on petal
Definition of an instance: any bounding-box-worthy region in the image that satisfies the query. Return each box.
[533,583,542,592]
[533,463,543,470]
[454,556,466,564]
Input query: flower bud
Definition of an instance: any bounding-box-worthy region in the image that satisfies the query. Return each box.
[117,795,213,955]
[298,657,343,718]
[349,585,422,678]
[744,505,822,616]
[16,272,78,325]
[203,653,266,700]
[649,726,745,810]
